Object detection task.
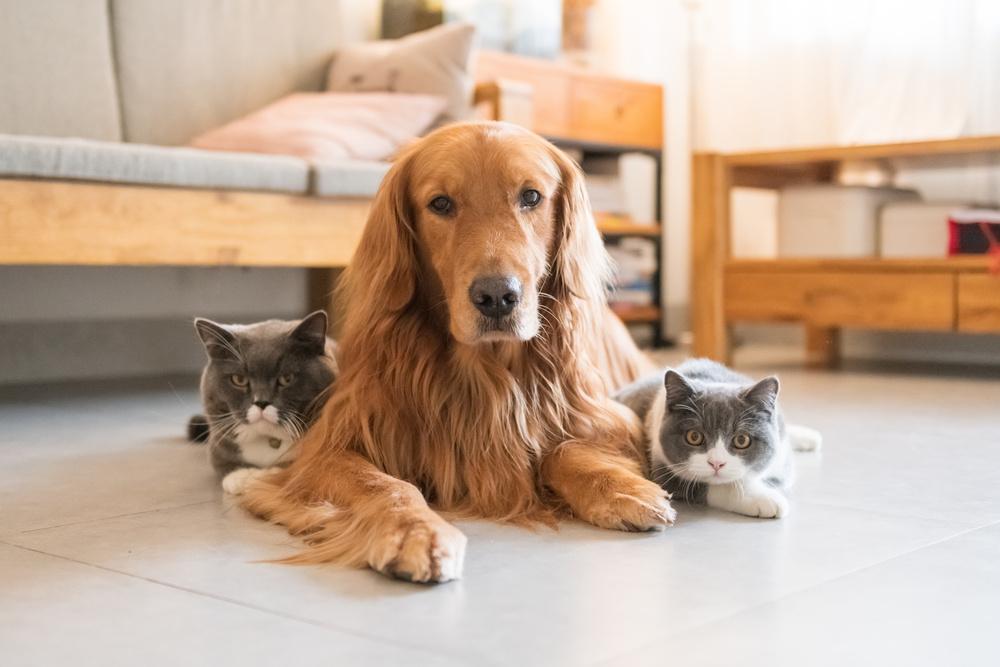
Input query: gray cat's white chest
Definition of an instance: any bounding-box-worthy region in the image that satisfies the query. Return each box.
[234,423,295,467]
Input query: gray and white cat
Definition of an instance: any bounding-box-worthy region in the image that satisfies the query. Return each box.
[190,311,338,494]
[614,358,821,519]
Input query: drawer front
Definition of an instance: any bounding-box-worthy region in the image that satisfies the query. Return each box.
[725,271,956,330]
[569,78,662,148]
[475,52,570,137]
[958,274,1000,332]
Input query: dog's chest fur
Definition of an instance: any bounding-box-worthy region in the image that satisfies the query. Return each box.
[393,345,565,516]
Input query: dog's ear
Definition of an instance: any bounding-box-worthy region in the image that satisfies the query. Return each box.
[545,146,611,304]
[340,153,418,317]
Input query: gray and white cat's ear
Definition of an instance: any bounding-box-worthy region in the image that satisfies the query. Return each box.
[290,310,328,356]
[741,376,780,412]
[193,318,240,361]
[664,370,696,407]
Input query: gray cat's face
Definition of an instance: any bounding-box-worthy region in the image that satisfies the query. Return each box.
[658,370,780,485]
[194,311,336,442]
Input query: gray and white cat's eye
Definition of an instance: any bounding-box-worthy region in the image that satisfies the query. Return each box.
[733,433,752,449]
[277,374,295,387]
[230,374,249,388]
[684,429,704,446]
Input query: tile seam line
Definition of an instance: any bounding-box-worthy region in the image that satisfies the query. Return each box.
[0,541,476,665]
[794,498,990,528]
[590,519,1000,667]
[17,499,217,534]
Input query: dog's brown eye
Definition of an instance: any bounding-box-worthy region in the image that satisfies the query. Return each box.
[684,430,703,446]
[733,433,752,449]
[428,196,453,215]
[520,189,542,208]
[230,374,248,388]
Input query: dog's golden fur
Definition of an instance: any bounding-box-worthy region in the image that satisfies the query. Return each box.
[242,122,672,582]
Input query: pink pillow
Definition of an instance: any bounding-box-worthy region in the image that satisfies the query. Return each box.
[190,92,446,162]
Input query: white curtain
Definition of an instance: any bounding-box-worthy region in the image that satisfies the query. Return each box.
[693,0,1000,150]
[694,0,1000,204]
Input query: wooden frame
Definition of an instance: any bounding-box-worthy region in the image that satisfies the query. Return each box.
[691,136,1000,366]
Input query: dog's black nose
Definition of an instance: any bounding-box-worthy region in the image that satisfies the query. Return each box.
[469,276,521,318]
[253,400,271,409]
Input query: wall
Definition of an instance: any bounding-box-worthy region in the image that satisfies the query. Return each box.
[587,0,695,339]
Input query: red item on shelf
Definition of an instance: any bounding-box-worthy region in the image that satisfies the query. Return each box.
[947,210,1000,275]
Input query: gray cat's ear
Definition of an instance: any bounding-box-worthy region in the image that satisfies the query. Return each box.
[664,370,696,408]
[193,318,239,361]
[742,376,780,412]
[290,310,328,355]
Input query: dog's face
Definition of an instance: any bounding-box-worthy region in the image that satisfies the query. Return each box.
[406,125,562,345]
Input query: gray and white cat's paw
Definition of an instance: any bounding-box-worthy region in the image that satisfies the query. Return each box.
[735,489,789,519]
[221,467,276,495]
[787,423,822,452]
[706,482,789,519]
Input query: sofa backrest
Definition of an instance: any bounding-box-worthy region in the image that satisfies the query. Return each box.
[0,0,123,141]
[109,0,344,145]
[1,0,344,146]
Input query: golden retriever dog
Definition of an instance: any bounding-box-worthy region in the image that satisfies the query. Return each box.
[242,121,675,582]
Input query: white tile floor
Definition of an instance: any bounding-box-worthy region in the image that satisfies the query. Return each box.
[1,353,998,666]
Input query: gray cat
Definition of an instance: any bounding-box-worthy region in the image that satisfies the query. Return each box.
[614,358,821,519]
[189,311,338,494]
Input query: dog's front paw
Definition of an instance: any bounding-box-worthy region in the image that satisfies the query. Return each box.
[370,514,467,584]
[735,489,789,519]
[584,477,676,532]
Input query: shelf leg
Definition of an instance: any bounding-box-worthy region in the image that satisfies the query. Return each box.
[805,325,841,369]
[691,153,732,363]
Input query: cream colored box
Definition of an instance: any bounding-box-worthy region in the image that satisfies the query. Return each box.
[878,201,967,258]
[778,185,919,258]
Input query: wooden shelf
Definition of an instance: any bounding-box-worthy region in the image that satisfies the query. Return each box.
[719,135,1000,167]
[612,305,661,323]
[727,257,993,274]
[692,135,1000,364]
[595,213,661,237]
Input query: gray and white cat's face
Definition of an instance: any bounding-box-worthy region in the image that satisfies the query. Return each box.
[658,371,780,485]
[194,311,336,441]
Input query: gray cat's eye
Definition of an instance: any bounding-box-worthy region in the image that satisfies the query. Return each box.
[277,374,295,387]
[733,433,752,449]
[684,430,703,446]
[230,374,248,388]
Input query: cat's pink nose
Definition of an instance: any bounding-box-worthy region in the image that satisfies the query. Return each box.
[709,460,726,472]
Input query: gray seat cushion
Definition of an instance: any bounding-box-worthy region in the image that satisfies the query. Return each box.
[0,0,122,140]
[0,135,310,193]
[311,160,390,197]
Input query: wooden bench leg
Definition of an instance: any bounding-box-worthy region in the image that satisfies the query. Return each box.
[805,325,841,369]
[307,268,344,337]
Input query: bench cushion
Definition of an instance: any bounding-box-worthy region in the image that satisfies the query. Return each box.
[311,160,390,198]
[0,0,122,140]
[0,135,310,193]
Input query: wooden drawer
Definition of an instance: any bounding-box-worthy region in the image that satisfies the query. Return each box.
[725,271,956,330]
[958,274,1000,332]
[475,51,570,138]
[569,78,662,148]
